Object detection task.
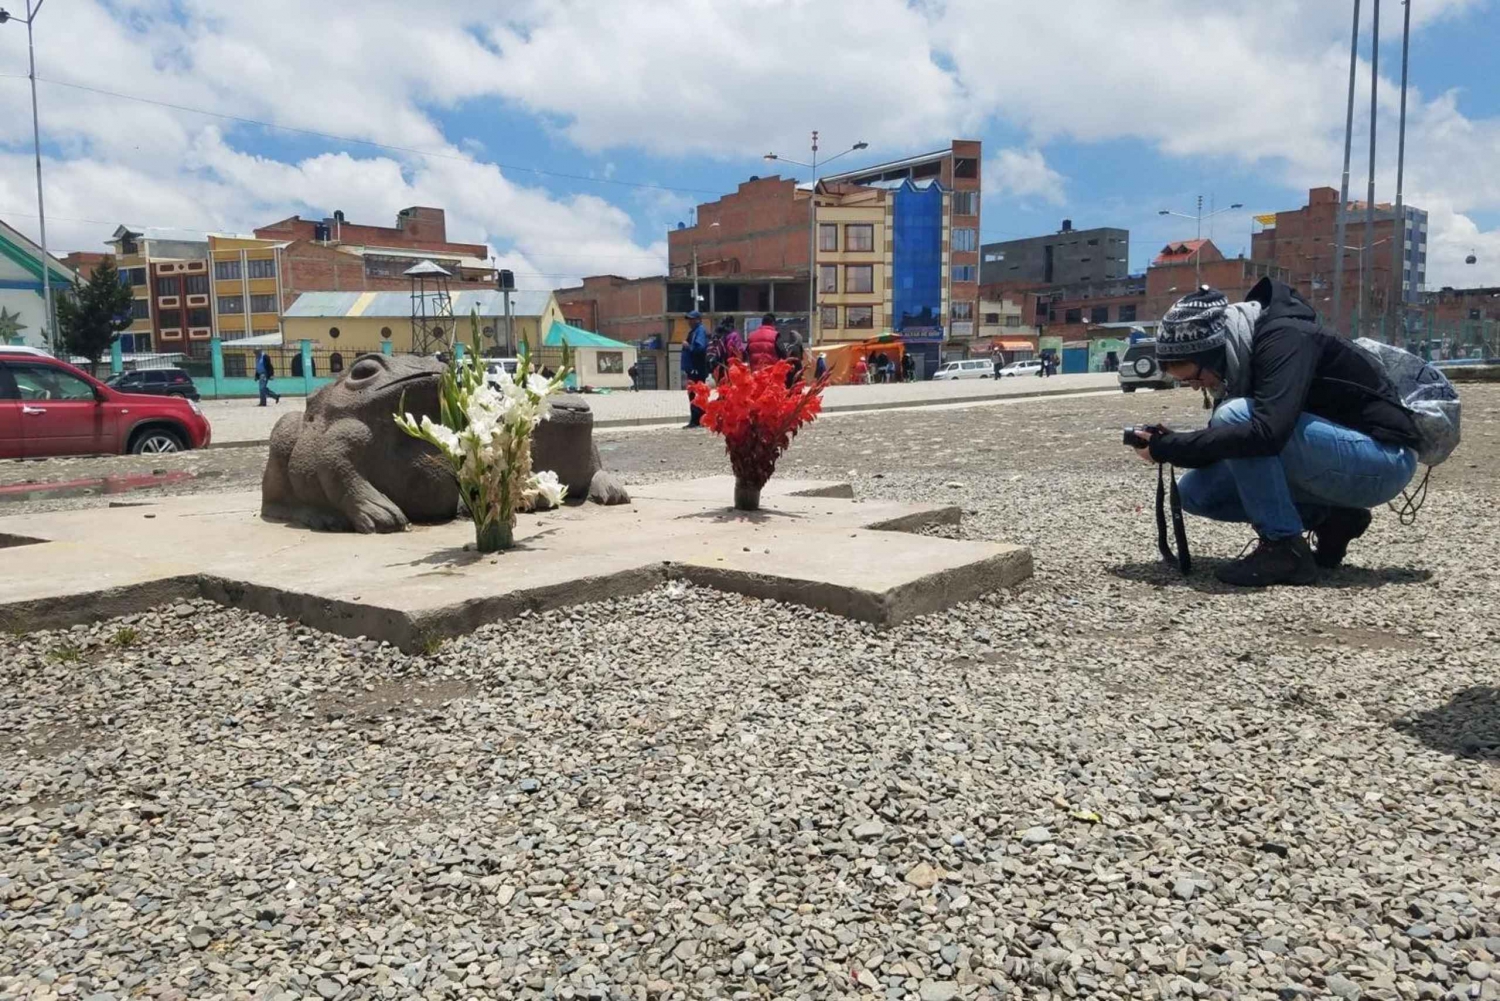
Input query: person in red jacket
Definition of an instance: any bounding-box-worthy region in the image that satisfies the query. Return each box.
[745,313,780,370]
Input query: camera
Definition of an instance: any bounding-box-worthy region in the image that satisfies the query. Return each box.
[1122,424,1163,448]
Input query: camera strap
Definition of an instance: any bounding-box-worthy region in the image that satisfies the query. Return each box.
[1155,463,1192,574]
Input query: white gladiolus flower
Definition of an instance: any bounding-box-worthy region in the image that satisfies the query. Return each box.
[527,373,553,398]
[533,469,565,507]
[419,416,462,458]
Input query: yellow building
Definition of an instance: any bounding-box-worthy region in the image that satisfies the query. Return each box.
[280,289,564,360]
[813,185,891,345]
[208,234,286,344]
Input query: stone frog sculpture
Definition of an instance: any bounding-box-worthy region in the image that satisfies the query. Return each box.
[261,353,460,533]
[530,398,630,507]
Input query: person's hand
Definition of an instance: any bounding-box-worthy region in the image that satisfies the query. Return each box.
[1132,423,1166,465]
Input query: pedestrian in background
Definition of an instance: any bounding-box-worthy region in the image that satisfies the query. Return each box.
[746,313,780,371]
[255,351,281,407]
[854,354,869,384]
[682,309,710,427]
[815,353,828,381]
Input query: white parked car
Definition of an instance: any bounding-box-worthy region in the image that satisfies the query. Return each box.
[932,359,993,381]
[998,359,1042,377]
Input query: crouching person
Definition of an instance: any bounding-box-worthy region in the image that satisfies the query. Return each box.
[1133,279,1421,587]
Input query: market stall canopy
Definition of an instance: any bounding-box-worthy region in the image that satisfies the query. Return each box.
[543,320,633,350]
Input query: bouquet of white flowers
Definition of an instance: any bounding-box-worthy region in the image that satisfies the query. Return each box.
[396,319,569,553]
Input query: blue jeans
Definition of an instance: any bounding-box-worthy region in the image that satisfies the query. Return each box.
[257,374,279,405]
[1177,398,1417,540]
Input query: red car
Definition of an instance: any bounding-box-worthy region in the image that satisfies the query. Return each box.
[0,347,212,458]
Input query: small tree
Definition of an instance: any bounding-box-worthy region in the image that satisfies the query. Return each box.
[57,260,134,376]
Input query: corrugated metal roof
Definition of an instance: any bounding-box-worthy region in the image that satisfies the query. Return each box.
[284,289,554,319]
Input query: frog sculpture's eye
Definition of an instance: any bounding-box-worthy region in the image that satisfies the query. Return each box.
[347,356,384,383]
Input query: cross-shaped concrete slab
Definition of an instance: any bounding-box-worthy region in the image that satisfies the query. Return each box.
[0,477,1030,649]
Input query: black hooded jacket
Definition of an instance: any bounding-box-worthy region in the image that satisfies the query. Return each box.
[1149,278,1420,469]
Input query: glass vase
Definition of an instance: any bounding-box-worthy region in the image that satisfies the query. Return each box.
[475,519,514,553]
[733,477,763,512]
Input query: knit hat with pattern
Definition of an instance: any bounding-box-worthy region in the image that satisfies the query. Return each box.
[1156,286,1230,359]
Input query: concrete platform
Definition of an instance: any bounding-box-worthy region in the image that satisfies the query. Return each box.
[0,477,1031,649]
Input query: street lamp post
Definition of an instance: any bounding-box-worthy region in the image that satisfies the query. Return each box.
[1,1,52,353]
[1341,238,1391,338]
[765,134,867,345]
[1158,197,1243,287]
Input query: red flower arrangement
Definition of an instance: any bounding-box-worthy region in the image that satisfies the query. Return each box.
[688,360,829,510]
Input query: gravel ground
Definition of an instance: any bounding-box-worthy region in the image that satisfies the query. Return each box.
[2,386,1498,1001]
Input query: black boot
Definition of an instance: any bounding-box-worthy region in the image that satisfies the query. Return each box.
[1215,535,1319,587]
[1311,507,1372,569]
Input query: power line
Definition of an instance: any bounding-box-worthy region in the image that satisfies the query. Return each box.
[0,73,720,197]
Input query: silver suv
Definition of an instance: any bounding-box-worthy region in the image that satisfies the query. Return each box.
[1118,340,1176,393]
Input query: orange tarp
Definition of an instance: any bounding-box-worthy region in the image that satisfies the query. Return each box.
[810,339,906,385]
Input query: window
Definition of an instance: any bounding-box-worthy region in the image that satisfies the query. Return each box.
[1090,306,1109,324]
[11,364,97,402]
[1005,315,1022,327]
[130,299,150,320]
[819,224,838,252]
[218,296,244,314]
[820,305,840,330]
[1118,304,1137,323]
[984,250,1005,262]
[953,191,979,216]
[845,306,873,329]
[596,351,625,375]
[120,268,147,287]
[818,265,839,293]
[845,265,873,294]
[1064,308,1082,324]
[845,224,874,252]
[951,228,977,252]
[328,326,341,340]
[188,307,211,328]
[954,158,978,179]
[250,294,278,314]
[1087,238,1099,246]
[156,276,181,296]
[214,260,242,281]
[185,274,209,295]
[951,302,973,321]
[247,258,277,279]
[158,310,182,329]
[952,265,976,283]
[330,352,345,374]
[984,312,1000,324]
[380,326,393,340]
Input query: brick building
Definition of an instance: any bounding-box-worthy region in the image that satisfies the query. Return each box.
[666,140,982,377]
[1251,186,1428,338]
[1416,285,1500,357]
[1143,239,1291,322]
[106,226,212,354]
[59,251,112,283]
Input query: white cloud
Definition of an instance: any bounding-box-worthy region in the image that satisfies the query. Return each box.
[984,149,1065,206]
[1,0,1498,290]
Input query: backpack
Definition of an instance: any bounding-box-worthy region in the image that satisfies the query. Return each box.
[1353,338,1461,466]
[706,330,730,374]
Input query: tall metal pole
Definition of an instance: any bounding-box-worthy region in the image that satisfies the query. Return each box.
[1333,0,1361,334]
[1361,0,1380,341]
[1195,194,1203,286]
[1390,0,1412,344]
[807,130,819,345]
[24,0,52,353]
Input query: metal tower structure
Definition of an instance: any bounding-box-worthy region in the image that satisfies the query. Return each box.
[406,259,454,355]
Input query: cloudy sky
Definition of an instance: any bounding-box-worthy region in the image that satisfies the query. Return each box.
[1,0,1497,293]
